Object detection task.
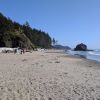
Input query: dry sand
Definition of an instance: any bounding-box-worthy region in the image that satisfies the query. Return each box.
[0,50,100,100]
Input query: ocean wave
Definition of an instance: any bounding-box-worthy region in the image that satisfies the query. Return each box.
[88,51,100,56]
[66,50,100,62]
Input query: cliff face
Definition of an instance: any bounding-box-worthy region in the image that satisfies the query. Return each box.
[0,29,34,49]
[74,43,87,51]
[0,13,52,49]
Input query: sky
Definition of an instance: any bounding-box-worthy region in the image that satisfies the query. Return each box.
[0,0,100,49]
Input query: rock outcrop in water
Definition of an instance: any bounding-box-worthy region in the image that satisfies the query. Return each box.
[74,43,87,51]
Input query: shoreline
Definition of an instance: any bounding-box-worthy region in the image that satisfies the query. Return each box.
[65,50,100,63]
[0,49,100,99]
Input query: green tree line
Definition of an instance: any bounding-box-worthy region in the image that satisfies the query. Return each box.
[0,13,52,49]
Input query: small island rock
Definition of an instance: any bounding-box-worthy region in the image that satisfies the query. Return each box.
[74,43,87,51]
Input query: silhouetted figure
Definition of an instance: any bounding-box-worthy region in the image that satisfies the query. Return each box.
[14,49,17,54]
[22,48,25,54]
[21,49,23,54]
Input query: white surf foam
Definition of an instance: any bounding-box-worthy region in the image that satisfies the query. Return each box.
[88,51,100,56]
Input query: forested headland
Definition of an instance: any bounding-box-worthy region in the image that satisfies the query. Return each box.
[0,13,52,49]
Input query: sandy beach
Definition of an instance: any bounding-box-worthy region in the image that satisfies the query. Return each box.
[0,50,100,100]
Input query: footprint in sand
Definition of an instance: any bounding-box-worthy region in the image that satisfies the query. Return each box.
[34,97,52,100]
[22,59,27,62]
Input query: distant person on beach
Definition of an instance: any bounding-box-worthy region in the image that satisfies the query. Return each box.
[20,48,25,54]
[20,49,23,54]
[22,48,25,54]
[14,49,17,54]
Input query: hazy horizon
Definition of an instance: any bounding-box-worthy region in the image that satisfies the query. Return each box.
[0,0,100,49]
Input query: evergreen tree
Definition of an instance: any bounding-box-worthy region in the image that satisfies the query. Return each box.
[0,12,52,48]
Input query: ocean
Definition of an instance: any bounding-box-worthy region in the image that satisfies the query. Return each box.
[66,50,100,62]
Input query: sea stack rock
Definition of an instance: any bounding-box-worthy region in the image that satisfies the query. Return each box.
[74,43,87,51]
